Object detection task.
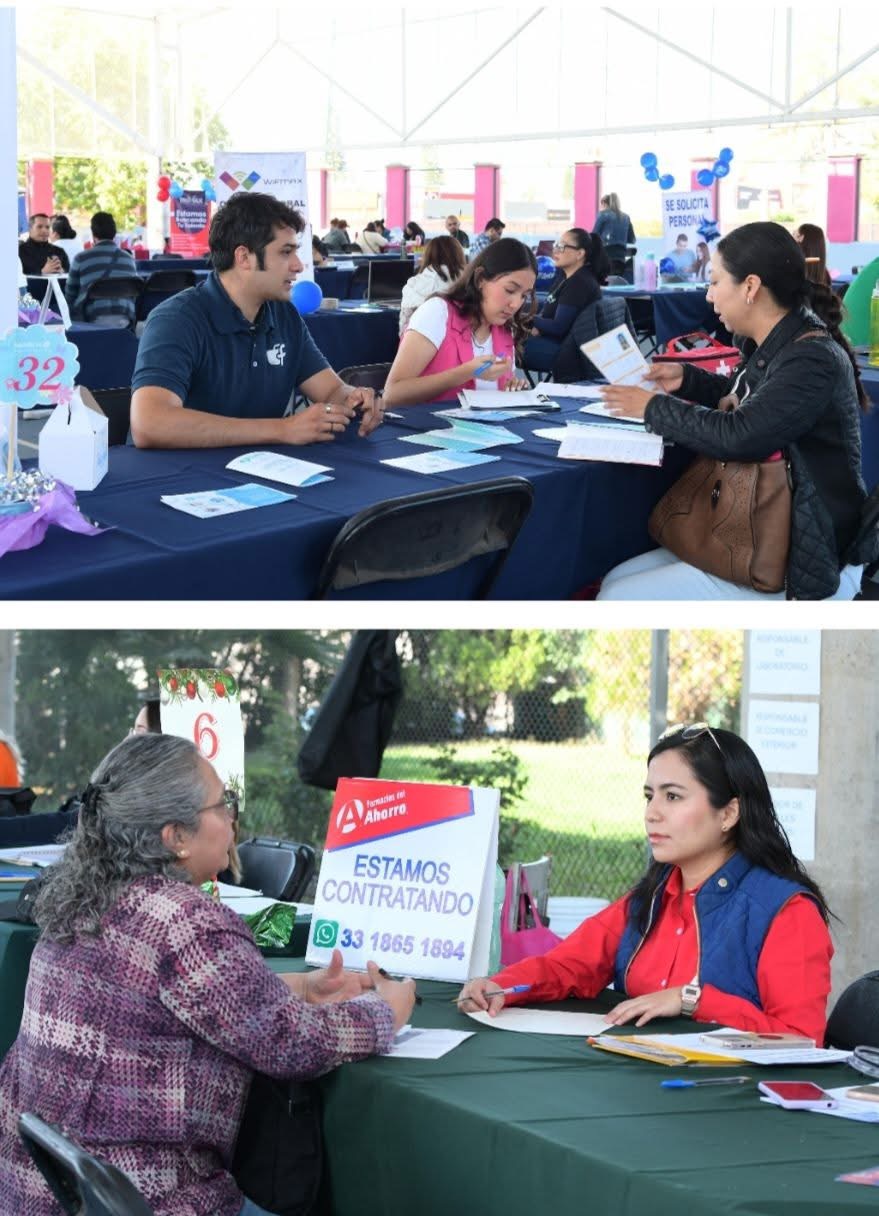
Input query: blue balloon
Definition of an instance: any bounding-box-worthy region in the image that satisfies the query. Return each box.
[659,174,675,190]
[718,147,734,163]
[200,178,212,191]
[291,279,323,314]
[640,152,658,169]
[713,161,730,179]
[659,257,676,275]
[536,255,555,274]
[169,183,184,199]
[204,186,216,202]
[644,167,660,182]
[696,169,715,187]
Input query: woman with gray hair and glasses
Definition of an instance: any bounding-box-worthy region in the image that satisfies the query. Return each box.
[459,726,833,1043]
[0,733,415,1216]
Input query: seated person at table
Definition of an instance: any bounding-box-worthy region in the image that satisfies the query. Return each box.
[0,733,415,1216]
[664,233,697,278]
[360,221,389,254]
[50,214,84,262]
[322,218,350,252]
[522,228,609,370]
[312,233,330,264]
[460,725,833,1042]
[468,216,506,260]
[130,193,384,448]
[597,221,869,601]
[383,238,536,406]
[403,220,426,246]
[445,214,470,249]
[398,234,467,334]
[65,211,138,326]
[17,212,70,276]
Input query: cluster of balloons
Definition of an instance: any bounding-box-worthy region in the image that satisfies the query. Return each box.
[639,153,675,191]
[291,279,323,314]
[155,175,218,203]
[696,148,735,187]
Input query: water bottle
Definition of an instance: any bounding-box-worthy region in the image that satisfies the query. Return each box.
[870,284,879,369]
[642,253,658,291]
[487,864,506,974]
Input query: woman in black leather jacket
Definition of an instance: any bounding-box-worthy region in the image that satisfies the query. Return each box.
[597,221,869,600]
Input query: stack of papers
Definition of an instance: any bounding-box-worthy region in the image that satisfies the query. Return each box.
[0,844,66,868]
[558,424,664,467]
[161,483,296,518]
[399,421,521,452]
[589,1029,851,1067]
[225,452,333,488]
[466,1008,612,1036]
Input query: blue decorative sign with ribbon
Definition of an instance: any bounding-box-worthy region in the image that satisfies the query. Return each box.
[0,326,80,409]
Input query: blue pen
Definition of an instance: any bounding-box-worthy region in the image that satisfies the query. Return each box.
[455,984,532,1004]
[661,1076,752,1089]
[473,358,495,375]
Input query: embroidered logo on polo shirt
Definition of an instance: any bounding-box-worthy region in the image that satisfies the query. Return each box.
[267,343,287,366]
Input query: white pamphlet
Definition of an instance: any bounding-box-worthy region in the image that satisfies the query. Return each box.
[534,383,606,399]
[388,1027,475,1059]
[458,389,556,410]
[580,324,652,387]
[226,451,333,487]
[436,407,543,422]
[465,1008,612,1036]
[382,451,501,474]
[579,401,645,426]
[399,424,521,452]
[557,424,663,467]
[0,843,67,867]
[160,483,296,518]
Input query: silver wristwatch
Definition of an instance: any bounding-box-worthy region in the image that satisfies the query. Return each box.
[680,983,702,1017]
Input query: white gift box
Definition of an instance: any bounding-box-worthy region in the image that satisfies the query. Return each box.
[38,388,109,490]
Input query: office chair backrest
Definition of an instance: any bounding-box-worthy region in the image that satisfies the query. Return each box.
[84,276,144,302]
[85,387,132,446]
[18,1113,156,1216]
[825,970,879,1050]
[143,270,197,294]
[337,363,393,393]
[237,837,317,902]
[550,296,636,382]
[505,855,552,932]
[83,276,144,329]
[314,476,534,599]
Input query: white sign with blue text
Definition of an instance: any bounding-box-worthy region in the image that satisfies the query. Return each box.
[307,777,499,983]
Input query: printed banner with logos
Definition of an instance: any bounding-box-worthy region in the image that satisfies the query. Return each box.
[158,668,245,806]
[170,190,210,256]
[213,151,313,279]
[660,190,718,278]
[306,777,499,982]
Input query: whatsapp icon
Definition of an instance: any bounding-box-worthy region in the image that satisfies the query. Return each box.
[313,919,339,948]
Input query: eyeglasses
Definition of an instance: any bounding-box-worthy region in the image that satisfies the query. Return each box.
[200,788,239,822]
[552,241,579,252]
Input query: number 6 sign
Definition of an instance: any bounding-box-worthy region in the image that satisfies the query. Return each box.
[157,667,246,811]
[0,326,80,409]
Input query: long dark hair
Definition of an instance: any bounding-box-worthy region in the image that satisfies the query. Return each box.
[797,223,830,286]
[717,221,868,411]
[442,237,538,348]
[418,234,466,281]
[51,214,76,240]
[628,726,831,934]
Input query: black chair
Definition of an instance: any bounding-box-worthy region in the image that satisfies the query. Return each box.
[337,362,393,393]
[85,387,132,446]
[546,295,637,383]
[83,276,144,329]
[143,269,197,295]
[314,476,534,599]
[237,837,317,902]
[825,971,879,1050]
[348,263,371,298]
[18,1113,155,1216]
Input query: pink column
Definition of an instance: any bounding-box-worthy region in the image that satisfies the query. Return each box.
[690,162,720,227]
[319,169,329,229]
[827,156,861,243]
[386,165,410,230]
[573,162,602,229]
[27,160,54,217]
[474,164,500,232]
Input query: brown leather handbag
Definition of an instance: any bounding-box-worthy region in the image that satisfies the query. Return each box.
[648,450,792,593]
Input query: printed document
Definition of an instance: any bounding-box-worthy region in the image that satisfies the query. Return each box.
[465,1008,612,1036]
[225,451,333,487]
[558,424,663,467]
[389,1027,475,1059]
[580,324,651,387]
[382,450,501,475]
[160,483,296,518]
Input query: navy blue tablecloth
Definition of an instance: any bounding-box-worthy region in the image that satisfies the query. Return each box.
[315,267,356,299]
[0,402,689,601]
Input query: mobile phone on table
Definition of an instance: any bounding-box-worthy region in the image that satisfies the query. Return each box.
[758,1080,836,1110]
[845,1082,879,1103]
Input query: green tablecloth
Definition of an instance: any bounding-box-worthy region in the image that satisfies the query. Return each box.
[271,964,879,1216]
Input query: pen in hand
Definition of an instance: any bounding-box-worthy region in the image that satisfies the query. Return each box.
[455,984,532,1005]
[661,1076,752,1089]
[377,967,422,1005]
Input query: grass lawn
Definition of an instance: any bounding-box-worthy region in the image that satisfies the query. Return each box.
[380,740,648,900]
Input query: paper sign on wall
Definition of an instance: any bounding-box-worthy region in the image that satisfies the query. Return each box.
[158,668,245,805]
[747,700,820,775]
[213,151,313,280]
[749,632,821,697]
[770,788,817,861]
[307,777,499,983]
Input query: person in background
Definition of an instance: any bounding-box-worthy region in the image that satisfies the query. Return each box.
[693,241,711,282]
[398,234,467,334]
[65,211,138,326]
[360,221,389,254]
[50,214,84,262]
[322,218,350,252]
[468,217,506,260]
[445,214,470,249]
[0,728,23,788]
[403,220,426,246]
[523,228,609,370]
[593,193,636,281]
[383,237,535,406]
[311,233,329,265]
[17,213,70,276]
[460,725,834,1042]
[664,233,697,278]
[130,193,384,449]
[375,217,391,240]
[795,223,832,287]
[0,733,415,1216]
[598,221,869,601]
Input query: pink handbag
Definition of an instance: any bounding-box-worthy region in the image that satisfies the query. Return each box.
[499,868,562,966]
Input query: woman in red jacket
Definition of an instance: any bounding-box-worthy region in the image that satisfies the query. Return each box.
[459,725,833,1042]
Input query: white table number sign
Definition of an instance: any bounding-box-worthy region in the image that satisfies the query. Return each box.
[158,667,245,805]
[307,777,500,983]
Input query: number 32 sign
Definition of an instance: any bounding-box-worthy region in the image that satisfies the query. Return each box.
[0,326,80,408]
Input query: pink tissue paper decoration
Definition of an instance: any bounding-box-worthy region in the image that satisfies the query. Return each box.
[0,482,105,558]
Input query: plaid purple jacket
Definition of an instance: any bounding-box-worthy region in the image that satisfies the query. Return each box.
[0,875,394,1216]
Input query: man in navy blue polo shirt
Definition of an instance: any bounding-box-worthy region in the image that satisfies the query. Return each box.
[130,193,383,448]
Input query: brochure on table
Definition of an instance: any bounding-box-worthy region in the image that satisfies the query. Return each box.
[579,324,651,388]
[158,667,245,809]
[558,424,663,466]
[226,451,333,488]
[160,483,295,517]
[306,776,500,982]
[382,450,500,475]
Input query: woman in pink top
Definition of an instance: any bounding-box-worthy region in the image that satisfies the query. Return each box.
[383,237,537,405]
